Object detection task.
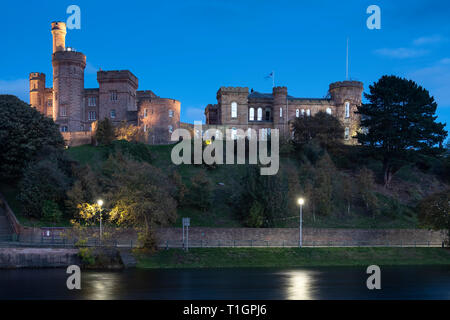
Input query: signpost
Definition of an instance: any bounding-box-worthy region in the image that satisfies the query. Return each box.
[182,217,190,251]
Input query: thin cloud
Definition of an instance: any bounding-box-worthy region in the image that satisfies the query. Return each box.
[413,35,446,46]
[408,59,450,107]
[375,48,429,59]
[0,78,29,102]
[184,107,205,122]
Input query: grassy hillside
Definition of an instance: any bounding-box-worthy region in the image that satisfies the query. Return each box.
[63,141,447,229]
[136,247,450,268]
[1,140,446,228]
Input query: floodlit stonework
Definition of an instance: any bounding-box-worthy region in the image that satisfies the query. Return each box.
[205,81,364,144]
[29,21,180,146]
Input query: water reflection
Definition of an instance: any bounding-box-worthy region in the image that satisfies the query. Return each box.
[84,272,122,300]
[280,270,317,300]
[1,266,449,300]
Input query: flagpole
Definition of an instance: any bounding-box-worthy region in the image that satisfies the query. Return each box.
[346,37,349,80]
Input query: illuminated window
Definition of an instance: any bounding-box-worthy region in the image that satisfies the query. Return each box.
[301,109,305,116]
[296,109,299,117]
[249,108,255,121]
[110,109,116,119]
[257,108,263,121]
[280,107,283,118]
[345,102,350,118]
[88,111,96,120]
[306,109,311,117]
[231,102,237,118]
[326,107,332,115]
[344,127,350,140]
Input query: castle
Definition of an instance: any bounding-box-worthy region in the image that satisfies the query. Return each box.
[30,21,363,146]
[29,22,180,146]
[204,82,364,144]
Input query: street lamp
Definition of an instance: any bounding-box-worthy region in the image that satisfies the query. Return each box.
[97,199,103,241]
[297,198,305,248]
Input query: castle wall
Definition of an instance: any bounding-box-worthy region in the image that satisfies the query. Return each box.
[44,88,53,118]
[83,89,99,130]
[52,51,86,132]
[29,73,46,114]
[97,71,138,126]
[217,87,249,126]
[138,98,181,144]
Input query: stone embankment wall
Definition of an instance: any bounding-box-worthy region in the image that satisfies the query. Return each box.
[156,227,445,244]
[0,248,79,268]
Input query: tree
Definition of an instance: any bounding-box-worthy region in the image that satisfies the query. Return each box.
[42,200,63,224]
[291,111,344,149]
[103,154,178,249]
[356,167,379,217]
[187,171,212,211]
[17,151,71,219]
[94,118,115,145]
[0,95,64,180]
[237,165,288,227]
[417,189,450,246]
[115,121,143,142]
[356,75,447,186]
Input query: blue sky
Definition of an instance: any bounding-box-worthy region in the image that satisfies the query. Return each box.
[1,0,449,134]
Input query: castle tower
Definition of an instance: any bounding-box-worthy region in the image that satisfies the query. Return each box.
[216,87,249,127]
[272,86,287,133]
[29,72,46,114]
[51,22,66,53]
[329,80,364,144]
[51,21,86,132]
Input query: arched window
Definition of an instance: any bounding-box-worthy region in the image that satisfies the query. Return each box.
[231,102,238,118]
[249,108,255,121]
[257,108,263,121]
[306,109,311,117]
[345,102,350,118]
[296,109,299,117]
[301,109,305,116]
[326,107,332,115]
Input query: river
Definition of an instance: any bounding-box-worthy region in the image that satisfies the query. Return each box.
[0,266,449,300]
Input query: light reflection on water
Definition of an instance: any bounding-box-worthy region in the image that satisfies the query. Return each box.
[0,266,449,300]
[280,270,317,300]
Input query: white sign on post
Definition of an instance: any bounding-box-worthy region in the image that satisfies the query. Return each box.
[182,218,190,251]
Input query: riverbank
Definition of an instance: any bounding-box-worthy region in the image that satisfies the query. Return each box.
[136,247,450,268]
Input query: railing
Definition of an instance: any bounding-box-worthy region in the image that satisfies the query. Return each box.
[0,234,445,249]
[156,239,446,249]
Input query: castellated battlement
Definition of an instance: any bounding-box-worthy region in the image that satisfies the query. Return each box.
[273,86,287,95]
[329,80,363,91]
[29,72,45,80]
[218,87,249,93]
[52,51,86,68]
[97,70,138,88]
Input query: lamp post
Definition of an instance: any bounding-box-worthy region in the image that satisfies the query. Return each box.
[97,199,103,241]
[297,198,304,248]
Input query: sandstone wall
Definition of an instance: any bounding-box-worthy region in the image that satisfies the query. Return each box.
[0,248,79,268]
